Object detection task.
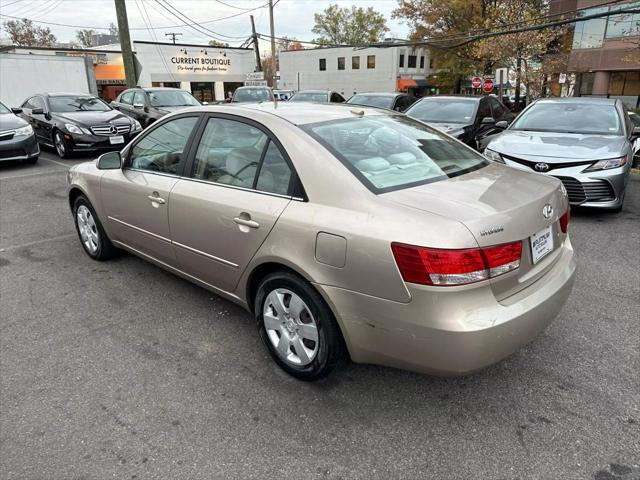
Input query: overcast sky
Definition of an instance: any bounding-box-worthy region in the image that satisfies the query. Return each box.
[0,0,410,54]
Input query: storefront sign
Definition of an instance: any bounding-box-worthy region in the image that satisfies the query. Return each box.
[246,72,265,81]
[244,80,268,86]
[170,55,231,73]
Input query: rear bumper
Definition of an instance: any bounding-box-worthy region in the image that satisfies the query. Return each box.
[0,134,40,162]
[317,238,576,376]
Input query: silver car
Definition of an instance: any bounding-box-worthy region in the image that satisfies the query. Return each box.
[485,98,638,212]
[68,103,576,380]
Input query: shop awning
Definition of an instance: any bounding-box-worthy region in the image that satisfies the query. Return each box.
[397,79,428,90]
[95,64,125,82]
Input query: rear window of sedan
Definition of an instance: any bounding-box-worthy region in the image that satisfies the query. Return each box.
[346,95,394,110]
[303,115,488,193]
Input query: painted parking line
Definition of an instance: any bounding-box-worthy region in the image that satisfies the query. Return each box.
[0,168,68,181]
[0,233,76,253]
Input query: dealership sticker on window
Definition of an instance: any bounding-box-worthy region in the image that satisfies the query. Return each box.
[530,225,553,264]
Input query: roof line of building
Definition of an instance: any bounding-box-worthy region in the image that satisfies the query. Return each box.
[132,40,251,51]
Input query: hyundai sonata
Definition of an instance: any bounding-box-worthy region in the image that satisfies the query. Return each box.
[67,103,576,380]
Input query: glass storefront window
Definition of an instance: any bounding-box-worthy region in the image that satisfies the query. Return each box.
[579,72,595,95]
[572,7,608,49]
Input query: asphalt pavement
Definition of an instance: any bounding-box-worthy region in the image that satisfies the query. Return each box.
[1,150,639,480]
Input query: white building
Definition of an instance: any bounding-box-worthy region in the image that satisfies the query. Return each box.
[133,41,257,103]
[279,42,432,97]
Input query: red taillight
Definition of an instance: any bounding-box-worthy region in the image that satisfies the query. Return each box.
[559,206,570,233]
[391,241,522,286]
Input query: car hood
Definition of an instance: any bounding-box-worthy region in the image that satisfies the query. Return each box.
[381,162,564,247]
[55,110,134,126]
[488,130,627,160]
[0,114,28,130]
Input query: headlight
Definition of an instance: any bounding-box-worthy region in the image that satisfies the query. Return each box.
[65,123,85,135]
[583,155,628,172]
[484,148,505,163]
[132,119,142,131]
[14,124,33,136]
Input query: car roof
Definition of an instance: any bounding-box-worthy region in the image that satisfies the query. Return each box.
[295,90,330,94]
[142,87,187,91]
[45,92,96,97]
[351,92,402,97]
[534,97,617,105]
[419,95,480,102]
[187,102,395,126]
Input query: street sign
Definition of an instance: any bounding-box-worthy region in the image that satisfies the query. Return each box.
[559,73,567,84]
[471,76,482,89]
[245,72,264,81]
[272,75,280,80]
[482,78,494,93]
[244,80,268,86]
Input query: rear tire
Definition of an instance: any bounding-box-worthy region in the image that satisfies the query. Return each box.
[255,271,345,381]
[73,195,117,260]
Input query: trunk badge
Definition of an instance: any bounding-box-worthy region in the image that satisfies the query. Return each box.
[542,204,553,219]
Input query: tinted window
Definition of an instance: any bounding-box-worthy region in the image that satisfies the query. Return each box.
[256,141,292,195]
[477,100,492,122]
[510,102,622,135]
[406,99,477,123]
[330,92,345,103]
[290,92,329,103]
[120,91,134,104]
[129,116,199,174]
[347,95,393,109]
[303,116,487,193]
[148,90,199,107]
[319,58,326,71]
[233,88,272,103]
[49,96,110,112]
[488,97,505,118]
[192,117,268,188]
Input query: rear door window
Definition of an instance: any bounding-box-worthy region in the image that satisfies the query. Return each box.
[120,91,134,105]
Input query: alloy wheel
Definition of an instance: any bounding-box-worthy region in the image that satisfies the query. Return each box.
[55,132,66,157]
[263,288,319,366]
[76,205,99,254]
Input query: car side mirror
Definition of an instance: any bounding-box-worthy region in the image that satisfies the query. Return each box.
[495,120,509,129]
[481,116,496,125]
[32,108,44,115]
[133,103,144,109]
[97,151,122,170]
[11,107,22,114]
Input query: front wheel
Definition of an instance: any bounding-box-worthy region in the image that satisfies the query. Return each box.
[54,130,72,158]
[73,195,117,260]
[255,271,346,381]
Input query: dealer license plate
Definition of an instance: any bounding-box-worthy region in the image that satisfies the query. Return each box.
[109,135,125,145]
[530,225,553,264]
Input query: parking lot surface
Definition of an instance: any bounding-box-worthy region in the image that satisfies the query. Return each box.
[1,150,639,480]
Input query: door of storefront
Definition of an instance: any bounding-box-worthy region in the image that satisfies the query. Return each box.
[191,82,215,103]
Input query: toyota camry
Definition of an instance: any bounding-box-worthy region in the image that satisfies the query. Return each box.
[67,103,576,380]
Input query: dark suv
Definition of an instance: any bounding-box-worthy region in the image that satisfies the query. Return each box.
[111,87,201,128]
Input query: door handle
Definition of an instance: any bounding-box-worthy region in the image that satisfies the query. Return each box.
[147,194,166,204]
[233,216,259,229]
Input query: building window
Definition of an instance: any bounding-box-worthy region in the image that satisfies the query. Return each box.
[429,57,434,69]
[579,72,595,95]
[337,57,345,70]
[420,56,425,69]
[606,9,640,38]
[352,56,360,69]
[319,58,326,71]
[399,54,405,68]
[367,55,375,69]
[408,55,417,68]
[572,7,608,49]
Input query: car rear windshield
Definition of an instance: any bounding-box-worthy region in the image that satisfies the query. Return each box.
[347,95,394,110]
[49,96,111,112]
[233,88,272,102]
[510,102,622,135]
[290,92,328,103]
[303,115,488,193]
[148,90,200,107]
[405,99,477,124]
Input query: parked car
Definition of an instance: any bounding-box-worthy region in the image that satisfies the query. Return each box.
[231,86,275,103]
[274,89,295,101]
[289,90,346,103]
[68,103,575,380]
[18,93,142,158]
[346,92,416,112]
[0,101,39,164]
[628,110,640,166]
[405,95,514,150]
[485,98,637,212]
[111,87,201,128]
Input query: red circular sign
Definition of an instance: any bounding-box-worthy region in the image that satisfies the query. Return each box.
[471,76,482,89]
[482,78,494,93]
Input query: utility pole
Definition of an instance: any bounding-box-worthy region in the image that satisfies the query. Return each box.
[114,0,136,88]
[165,32,182,44]
[250,15,262,72]
[268,0,277,89]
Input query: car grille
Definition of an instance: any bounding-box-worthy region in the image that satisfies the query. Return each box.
[502,154,594,172]
[0,129,16,141]
[0,148,25,159]
[554,176,615,204]
[90,124,130,136]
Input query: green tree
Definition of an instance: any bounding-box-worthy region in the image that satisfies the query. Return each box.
[208,39,230,47]
[312,4,389,45]
[3,18,56,47]
[76,29,95,48]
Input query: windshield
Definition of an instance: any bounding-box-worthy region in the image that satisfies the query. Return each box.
[0,102,10,114]
[148,90,200,107]
[347,95,394,110]
[303,115,487,193]
[49,96,111,112]
[510,102,622,135]
[233,88,272,103]
[290,92,328,103]
[406,99,476,124]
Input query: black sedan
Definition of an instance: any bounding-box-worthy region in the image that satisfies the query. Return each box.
[111,87,201,128]
[0,101,39,164]
[346,92,417,112]
[18,93,142,158]
[405,95,514,150]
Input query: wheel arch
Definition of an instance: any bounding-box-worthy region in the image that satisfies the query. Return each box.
[68,186,87,212]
